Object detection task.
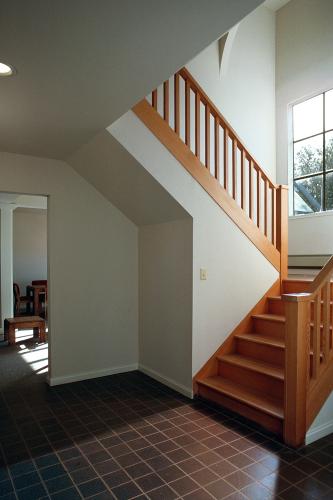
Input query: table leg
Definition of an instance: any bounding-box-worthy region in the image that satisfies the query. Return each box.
[34,290,39,316]
[8,325,15,345]
[39,324,46,343]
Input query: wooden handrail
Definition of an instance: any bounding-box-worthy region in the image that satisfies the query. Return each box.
[282,255,333,447]
[133,68,288,272]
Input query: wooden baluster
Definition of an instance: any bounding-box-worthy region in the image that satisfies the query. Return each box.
[283,293,311,447]
[152,89,158,110]
[241,150,246,210]
[232,139,237,200]
[163,80,169,123]
[313,294,321,379]
[271,186,276,246]
[205,104,210,169]
[249,161,253,220]
[264,178,268,237]
[276,185,288,281]
[185,79,191,146]
[195,93,200,159]
[174,73,180,135]
[214,117,220,180]
[257,168,261,229]
[322,282,330,364]
[224,128,229,190]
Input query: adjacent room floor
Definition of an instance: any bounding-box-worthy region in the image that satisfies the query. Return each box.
[0,343,332,499]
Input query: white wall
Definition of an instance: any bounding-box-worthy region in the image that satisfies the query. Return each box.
[0,152,138,384]
[139,219,193,395]
[110,111,279,381]
[13,208,47,293]
[276,0,333,254]
[186,4,276,180]
[306,392,333,445]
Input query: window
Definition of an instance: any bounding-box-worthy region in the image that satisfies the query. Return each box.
[292,89,333,215]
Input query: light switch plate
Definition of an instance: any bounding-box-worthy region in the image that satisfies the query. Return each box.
[200,268,207,280]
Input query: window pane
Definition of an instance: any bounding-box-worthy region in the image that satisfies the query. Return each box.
[294,135,323,177]
[293,94,323,141]
[326,172,333,211]
[325,89,333,131]
[325,131,333,171]
[294,175,323,214]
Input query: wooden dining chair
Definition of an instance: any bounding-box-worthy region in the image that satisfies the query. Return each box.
[13,283,33,316]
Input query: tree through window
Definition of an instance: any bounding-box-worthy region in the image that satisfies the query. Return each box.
[293,89,333,214]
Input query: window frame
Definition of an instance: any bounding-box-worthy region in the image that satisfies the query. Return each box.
[292,89,333,215]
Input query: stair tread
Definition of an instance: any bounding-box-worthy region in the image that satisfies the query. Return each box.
[218,353,284,380]
[235,332,285,349]
[198,376,284,419]
[252,313,286,323]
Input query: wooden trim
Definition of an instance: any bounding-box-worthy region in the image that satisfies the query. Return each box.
[276,185,289,281]
[224,128,229,190]
[185,79,190,146]
[163,80,169,123]
[174,73,180,135]
[307,359,333,427]
[195,92,200,159]
[205,104,210,169]
[133,99,280,271]
[214,117,220,181]
[152,89,157,110]
[193,279,281,393]
[283,298,310,447]
[308,255,333,296]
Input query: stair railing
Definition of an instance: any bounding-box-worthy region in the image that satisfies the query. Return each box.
[133,68,288,277]
[283,255,333,447]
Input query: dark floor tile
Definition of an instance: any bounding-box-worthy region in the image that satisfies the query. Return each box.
[146,455,172,471]
[312,467,333,488]
[178,457,203,474]
[78,478,106,497]
[183,489,214,499]
[50,486,81,499]
[63,455,89,472]
[70,465,98,484]
[297,475,331,497]
[0,479,13,496]
[9,460,35,477]
[111,481,142,500]
[104,469,130,488]
[168,476,198,495]
[16,482,47,500]
[40,462,66,480]
[13,470,40,490]
[94,458,120,475]
[241,482,274,500]
[147,484,178,499]
[45,473,74,493]
[125,462,152,479]
[136,472,164,492]
[205,478,236,499]
[35,453,60,469]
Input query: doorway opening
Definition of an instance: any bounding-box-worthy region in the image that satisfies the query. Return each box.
[0,193,49,390]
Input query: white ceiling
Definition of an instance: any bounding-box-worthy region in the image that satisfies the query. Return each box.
[0,0,262,159]
[264,0,291,11]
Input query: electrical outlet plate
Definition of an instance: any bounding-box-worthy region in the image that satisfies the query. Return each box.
[200,268,207,280]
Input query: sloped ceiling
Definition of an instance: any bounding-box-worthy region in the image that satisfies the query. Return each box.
[0,0,262,159]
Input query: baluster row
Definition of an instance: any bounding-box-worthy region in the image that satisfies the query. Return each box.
[149,73,278,247]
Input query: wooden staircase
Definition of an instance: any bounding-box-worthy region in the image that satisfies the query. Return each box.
[132,67,333,448]
[195,274,333,446]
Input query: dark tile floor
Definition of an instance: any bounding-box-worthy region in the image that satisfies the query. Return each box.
[0,342,333,499]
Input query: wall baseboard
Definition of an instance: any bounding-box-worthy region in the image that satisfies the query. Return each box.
[139,363,193,399]
[306,420,333,445]
[49,363,138,386]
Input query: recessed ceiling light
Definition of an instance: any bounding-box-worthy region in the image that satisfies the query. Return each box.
[0,62,15,76]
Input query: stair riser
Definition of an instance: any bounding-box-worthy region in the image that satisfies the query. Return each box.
[236,339,284,366]
[283,281,333,295]
[197,384,283,436]
[218,362,284,400]
[253,318,285,338]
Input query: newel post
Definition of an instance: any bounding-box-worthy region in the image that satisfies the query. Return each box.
[276,185,288,281]
[283,293,311,447]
